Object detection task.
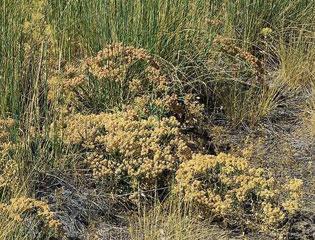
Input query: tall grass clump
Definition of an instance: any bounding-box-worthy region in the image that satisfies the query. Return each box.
[0,0,314,239]
[129,195,218,240]
[49,0,213,61]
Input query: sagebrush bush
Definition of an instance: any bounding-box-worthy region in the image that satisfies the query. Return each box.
[175,153,303,231]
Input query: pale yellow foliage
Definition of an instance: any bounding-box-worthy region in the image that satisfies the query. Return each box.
[22,0,54,50]
[282,179,303,214]
[176,153,303,230]
[0,118,15,149]
[59,109,191,192]
[48,44,168,113]
[0,159,19,189]
[48,44,205,125]
[0,196,60,231]
[0,118,18,189]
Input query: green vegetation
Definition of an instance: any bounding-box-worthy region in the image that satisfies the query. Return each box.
[0,0,314,239]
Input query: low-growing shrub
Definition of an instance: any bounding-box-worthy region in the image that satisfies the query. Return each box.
[0,118,15,153]
[175,153,302,231]
[0,196,60,229]
[48,43,169,114]
[0,197,61,238]
[58,109,192,194]
[129,93,204,125]
[0,118,18,191]
[49,44,205,125]
[48,45,206,196]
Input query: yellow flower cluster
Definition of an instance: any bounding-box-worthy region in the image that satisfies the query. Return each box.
[261,203,285,226]
[260,27,273,37]
[175,153,302,230]
[213,36,264,82]
[22,0,54,47]
[0,159,19,189]
[60,109,192,191]
[48,43,168,113]
[282,179,303,214]
[0,196,60,231]
[0,118,14,145]
[129,93,204,125]
[83,44,166,89]
[0,118,18,189]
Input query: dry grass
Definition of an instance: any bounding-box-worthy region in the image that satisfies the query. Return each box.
[0,0,314,239]
[128,196,228,240]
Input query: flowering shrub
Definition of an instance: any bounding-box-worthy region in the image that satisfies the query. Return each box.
[0,118,18,189]
[48,45,207,197]
[59,109,192,193]
[0,197,60,232]
[47,45,304,233]
[213,36,264,81]
[0,118,15,152]
[48,43,169,114]
[0,159,19,190]
[175,153,303,230]
[22,0,53,45]
[48,44,205,125]
[128,93,204,125]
